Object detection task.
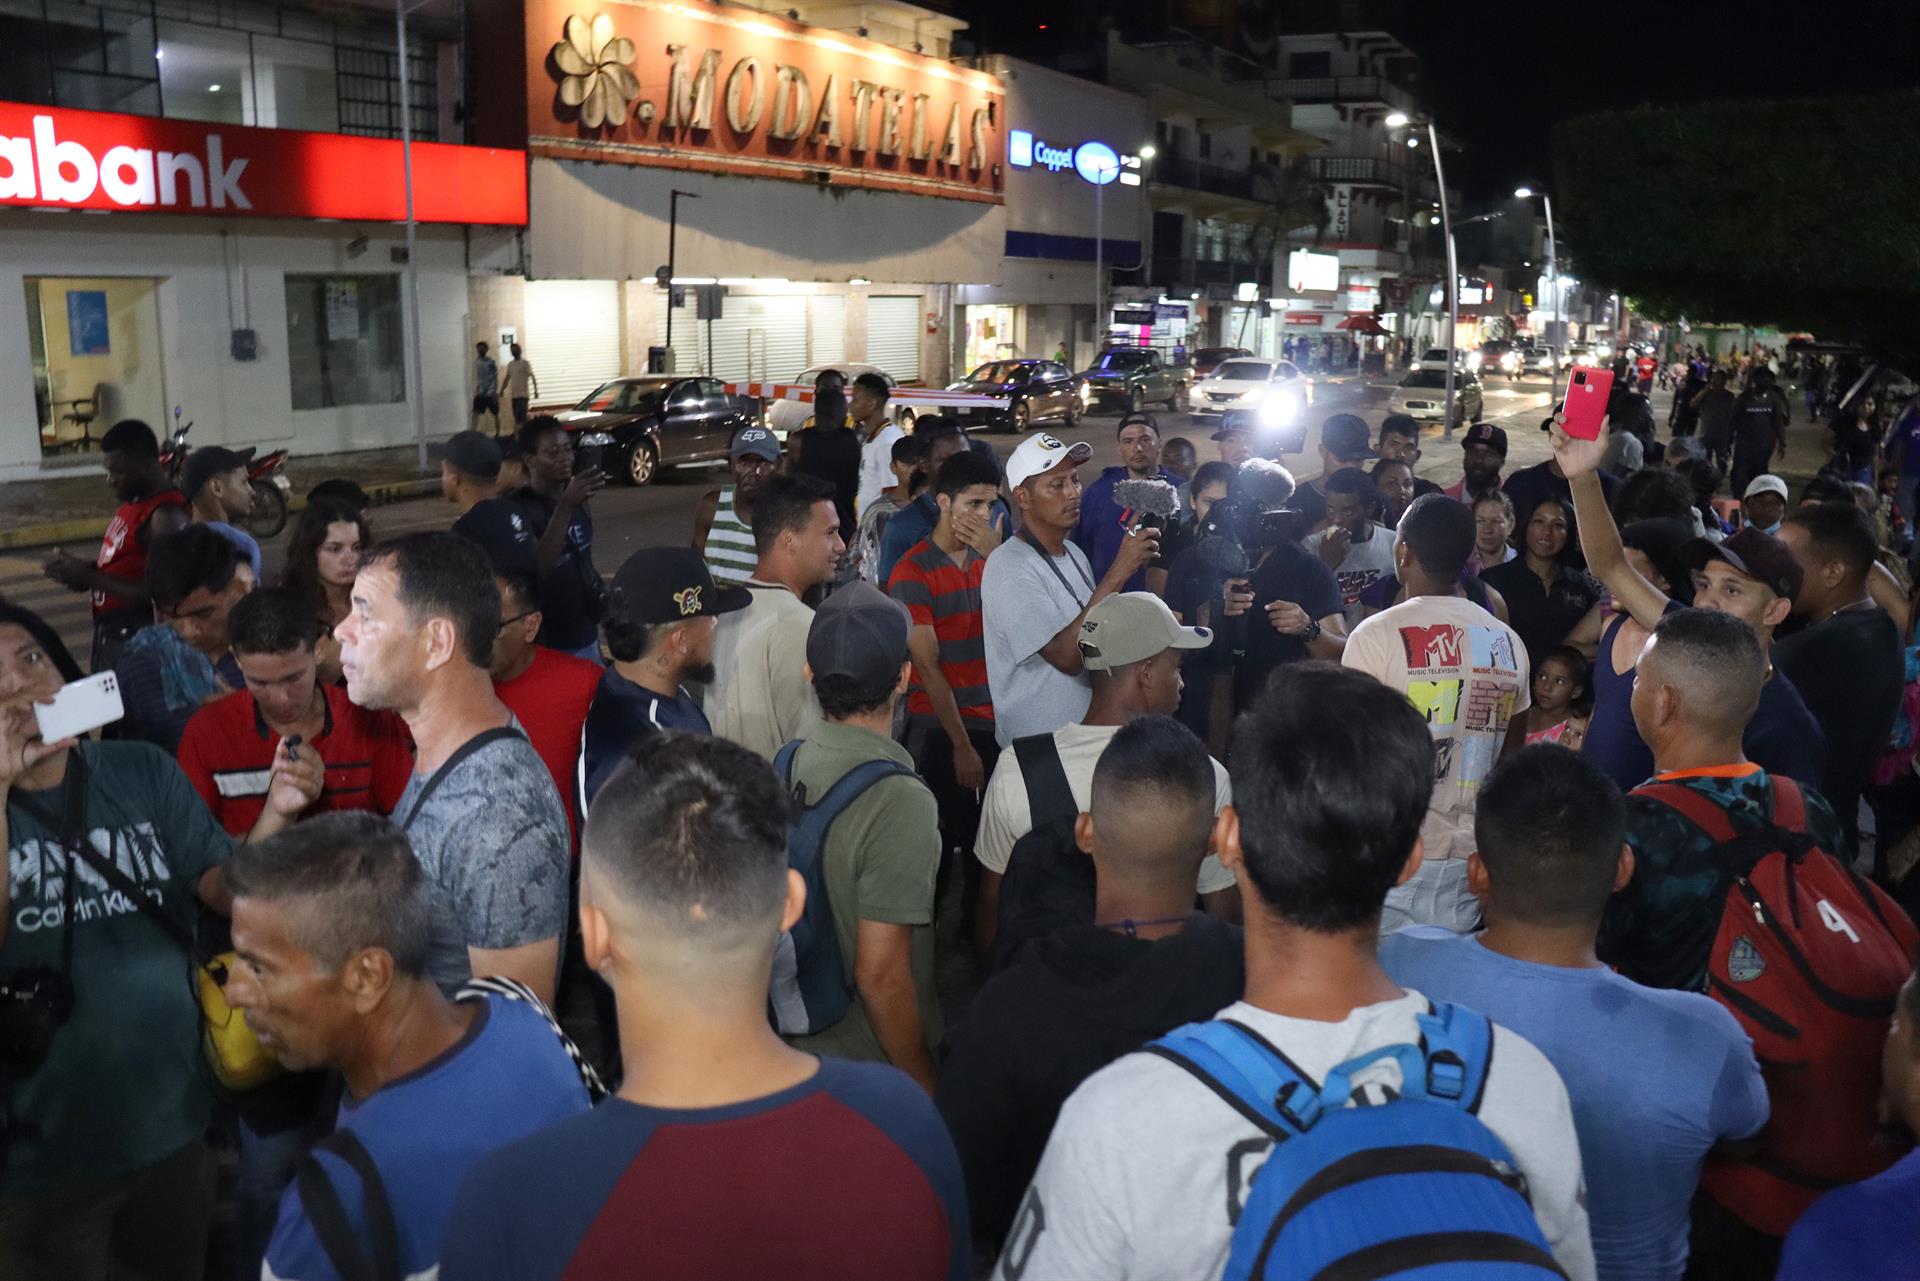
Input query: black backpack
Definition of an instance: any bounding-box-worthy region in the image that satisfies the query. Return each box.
[988,734,1094,973]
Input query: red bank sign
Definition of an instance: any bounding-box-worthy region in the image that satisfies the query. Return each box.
[0,102,528,225]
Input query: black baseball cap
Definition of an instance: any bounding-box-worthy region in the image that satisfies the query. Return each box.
[806,581,909,686]
[607,547,750,623]
[441,430,503,482]
[1683,526,1804,601]
[182,445,254,499]
[1462,423,1509,458]
[1320,414,1376,462]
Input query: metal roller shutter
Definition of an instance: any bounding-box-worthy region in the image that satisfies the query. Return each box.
[650,292,808,382]
[809,293,847,371]
[524,280,622,403]
[866,295,921,382]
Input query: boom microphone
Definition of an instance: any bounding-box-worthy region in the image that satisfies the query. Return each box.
[1113,478,1181,532]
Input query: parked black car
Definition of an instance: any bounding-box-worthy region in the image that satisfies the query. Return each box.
[945,359,1088,431]
[559,375,759,485]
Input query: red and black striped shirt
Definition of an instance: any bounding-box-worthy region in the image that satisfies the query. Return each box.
[887,539,993,726]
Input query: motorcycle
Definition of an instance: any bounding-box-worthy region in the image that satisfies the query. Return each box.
[160,406,293,539]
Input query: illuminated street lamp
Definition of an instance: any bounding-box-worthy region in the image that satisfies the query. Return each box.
[1515,185,1562,405]
[1387,110,1460,435]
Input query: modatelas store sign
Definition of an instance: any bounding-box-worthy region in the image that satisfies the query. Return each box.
[527,0,1004,204]
[0,101,528,224]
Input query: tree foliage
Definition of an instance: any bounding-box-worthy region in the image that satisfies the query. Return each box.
[1552,92,1920,362]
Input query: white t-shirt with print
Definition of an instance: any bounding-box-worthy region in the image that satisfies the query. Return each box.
[974,721,1235,894]
[1304,522,1399,628]
[1342,593,1529,863]
[995,991,1595,1281]
[857,422,904,517]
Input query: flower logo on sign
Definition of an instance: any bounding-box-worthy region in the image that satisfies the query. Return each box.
[552,14,640,130]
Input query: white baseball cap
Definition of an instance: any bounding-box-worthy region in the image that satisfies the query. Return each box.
[1743,474,1789,501]
[1006,432,1093,489]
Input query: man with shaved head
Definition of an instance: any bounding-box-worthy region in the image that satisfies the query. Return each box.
[440,732,968,1281]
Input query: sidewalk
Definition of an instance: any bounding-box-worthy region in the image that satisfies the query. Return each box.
[0,443,440,550]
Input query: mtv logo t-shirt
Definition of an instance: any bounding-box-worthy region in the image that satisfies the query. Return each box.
[1343,594,1529,862]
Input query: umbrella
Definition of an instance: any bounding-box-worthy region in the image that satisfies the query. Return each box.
[1336,315,1388,335]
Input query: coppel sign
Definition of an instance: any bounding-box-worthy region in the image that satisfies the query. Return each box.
[1008,130,1140,186]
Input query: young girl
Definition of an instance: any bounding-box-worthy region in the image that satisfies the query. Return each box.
[1523,646,1593,748]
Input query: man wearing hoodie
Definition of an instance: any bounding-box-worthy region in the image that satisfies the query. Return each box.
[1073,413,1181,588]
[937,713,1243,1255]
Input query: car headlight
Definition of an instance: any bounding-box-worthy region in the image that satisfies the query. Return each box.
[579,432,615,447]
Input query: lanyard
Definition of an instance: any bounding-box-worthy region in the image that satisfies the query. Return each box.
[1018,529,1094,607]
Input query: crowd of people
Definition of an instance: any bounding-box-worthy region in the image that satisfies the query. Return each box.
[4,368,1920,1281]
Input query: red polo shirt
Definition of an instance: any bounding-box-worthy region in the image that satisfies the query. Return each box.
[178,684,415,836]
[494,646,605,850]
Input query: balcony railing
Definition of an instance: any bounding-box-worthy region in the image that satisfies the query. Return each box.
[1265,75,1415,112]
[1308,155,1437,200]
[1151,155,1260,201]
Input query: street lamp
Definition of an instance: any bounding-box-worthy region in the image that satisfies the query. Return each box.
[1092,144,1153,358]
[1386,110,1460,435]
[1515,185,1562,407]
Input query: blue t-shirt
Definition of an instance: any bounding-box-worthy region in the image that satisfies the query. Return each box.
[1381,927,1769,1281]
[577,668,712,816]
[441,1056,969,1281]
[1777,1148,1920,1280]
[263,995,592,1281]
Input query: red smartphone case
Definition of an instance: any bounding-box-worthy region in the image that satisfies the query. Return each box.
[1562,367,1615,440]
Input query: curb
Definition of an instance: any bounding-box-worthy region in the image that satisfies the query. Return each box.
[0,475,440,552]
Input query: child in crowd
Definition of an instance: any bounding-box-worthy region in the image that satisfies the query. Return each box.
[1522,645,1592,749]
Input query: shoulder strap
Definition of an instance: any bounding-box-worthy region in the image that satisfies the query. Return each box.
[1143,1019,1321,1139]
[1016,528,1092,604]
[14,750,200,961]
[6,748,93,976]
[1012,733,1077,828]
[804,757,919,822]
[1767,774,1808,833]
[400,726,523,831]
[294,1130,402,1281]
[1414,1000,1495,1114]
[1633,779,1741,844]
[773,739,801,790]
[455,977,608,1102]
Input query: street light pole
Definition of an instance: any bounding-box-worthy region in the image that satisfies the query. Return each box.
[396,0,431,470]
[1516,186,1562,410]
[1389,111,1458,436]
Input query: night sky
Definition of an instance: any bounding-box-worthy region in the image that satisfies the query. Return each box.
[1402,0,1917,200]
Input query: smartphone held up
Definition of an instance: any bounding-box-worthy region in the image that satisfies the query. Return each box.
[33,671,125,743]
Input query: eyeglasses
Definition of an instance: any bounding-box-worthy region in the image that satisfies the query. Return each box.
[497,610,535,632]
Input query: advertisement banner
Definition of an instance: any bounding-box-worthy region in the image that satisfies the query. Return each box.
[524,0,1003,204]
[0,101,527,224]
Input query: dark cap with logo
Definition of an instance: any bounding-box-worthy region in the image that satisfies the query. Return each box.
[182,445,255,499]
[608,547,750,624]
[1320,414,1377,462]
[1683,526,1803,601]
[1462,422,1509,458]
[806,581,909,686]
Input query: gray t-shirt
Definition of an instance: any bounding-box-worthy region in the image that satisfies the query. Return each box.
[392,723,570,996]
[981,534,1095,748]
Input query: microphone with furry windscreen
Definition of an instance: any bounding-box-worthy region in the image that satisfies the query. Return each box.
[1111,478,1181,532]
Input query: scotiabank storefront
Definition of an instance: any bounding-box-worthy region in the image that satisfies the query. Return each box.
[0,101,525,478]
[462,0,1005,400]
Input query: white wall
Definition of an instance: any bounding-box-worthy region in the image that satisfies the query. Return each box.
[0,212,470,480]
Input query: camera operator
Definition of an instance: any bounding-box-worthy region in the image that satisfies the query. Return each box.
[1,602,235,1281]
[1219,460,1347,715]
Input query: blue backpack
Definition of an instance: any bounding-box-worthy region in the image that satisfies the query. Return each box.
[767,739,918,1036]
[1147,1002,1567,1281]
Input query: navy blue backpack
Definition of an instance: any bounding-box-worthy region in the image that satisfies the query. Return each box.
[1147,1002,1567,1281]
[766,739,917,1036]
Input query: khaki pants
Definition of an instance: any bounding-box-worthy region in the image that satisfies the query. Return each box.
[0,1140,215,1281]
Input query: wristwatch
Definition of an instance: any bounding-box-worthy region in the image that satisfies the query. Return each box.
[1301,617,1322,642]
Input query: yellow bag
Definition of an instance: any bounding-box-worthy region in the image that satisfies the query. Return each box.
[199,953,281,1091]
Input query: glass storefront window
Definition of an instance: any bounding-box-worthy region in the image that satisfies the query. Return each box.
[26,275,167,455]
[285,274,404,410]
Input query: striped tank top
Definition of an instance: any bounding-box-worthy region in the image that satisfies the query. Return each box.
[704,485,758,585]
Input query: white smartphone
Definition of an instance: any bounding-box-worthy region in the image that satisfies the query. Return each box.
[35,671,125,742]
